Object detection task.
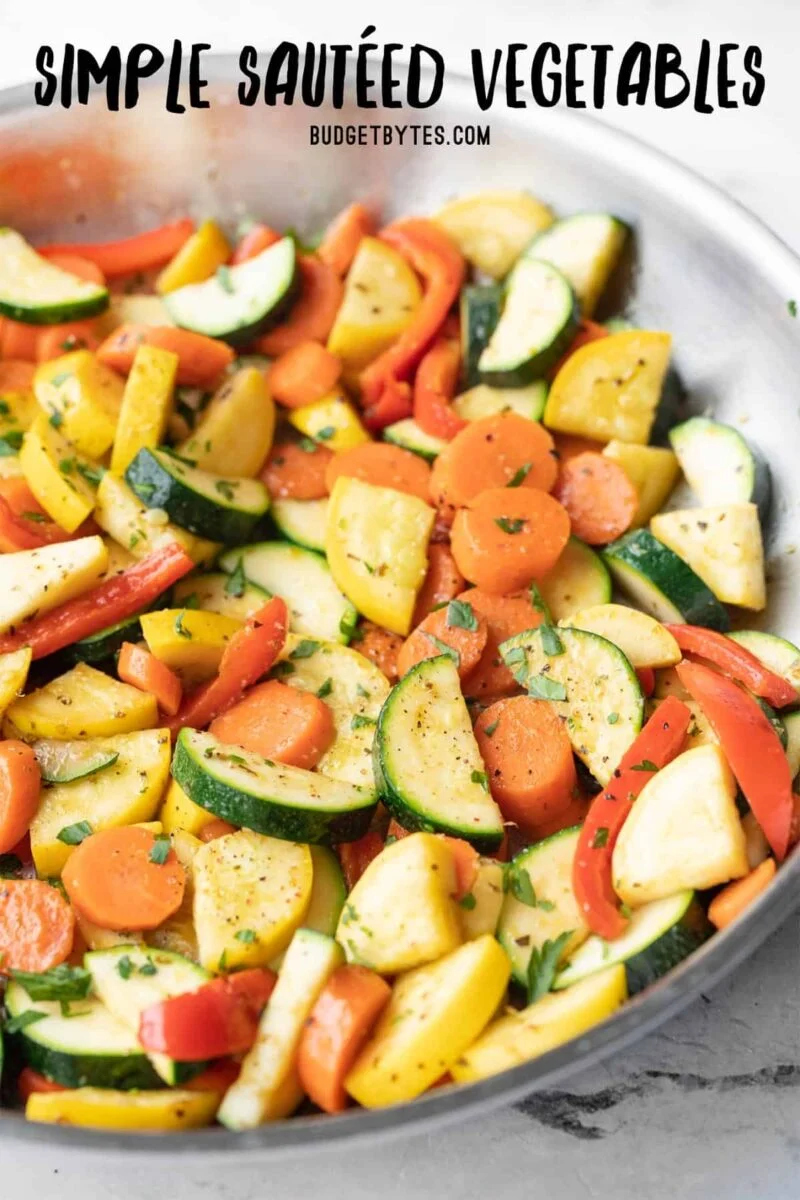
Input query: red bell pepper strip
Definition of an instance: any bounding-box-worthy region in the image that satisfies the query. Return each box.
[666,625,797,709]
[337,830,385,891]
[17,1067,66,1102]
[413,338,466,440]
[169,596,288,733]
[676,660,793,860]
[37,220,195,279]
[636,666,656,698]
[0,541,195,660]
[573,695,693,940]
[548,318,609,380]
[230,223,282,265]
[138,968,276,1060]
[362,377,413,433]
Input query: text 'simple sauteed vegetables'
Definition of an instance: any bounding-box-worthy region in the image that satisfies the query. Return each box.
[0,194,795,1133]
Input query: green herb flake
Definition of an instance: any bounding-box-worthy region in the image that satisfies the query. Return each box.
[49,372,71,388]
[631,759,658,772]
[527,676,567,702]
[356,683,371,699]
[116,955,134,980]
[235,929,257,944]
[507,462,532,488]
[607,712,620,725]
[215,479,237,502]
[225,558,247,598]
[0,431,23,455]
[470,769,489,792]
[540,625,564,657]
[483,718,499,738]
[271,661,295,678]
[138,961,158,977]
[134,481,157,502]
[11,964,92,1002]
[59,457,76,475]
[4,1010,48,1035]
[317,677,333,699]
[351,714,376,731]
[174,610,192,640]
[592,827,610,849]
[789,299,798,318]
[48,408,64,428]
[423,632,461,668]
[446,599,478,631]
[76,462,104,488]
[57,820,93,846]
[459,892,477,911]
[216,265,235,294]
[149,835,171,865]
[527,930,574,1003]
[0,400,9,415]
[528,582,551,620]
[494,517,526,535]
[536,898,556,913]
[290,639,320,660]
[505,864,536,907]
[315,425,336,441]
[298,437,318,454]
[21,511,47,523]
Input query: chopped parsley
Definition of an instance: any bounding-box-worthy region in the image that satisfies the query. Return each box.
[0,431,23,455]
[527,931,574,1003]
[470,769,489,792]
[225,558,247,598]
[315,425,336,441]
[351,714,376,731]
[507,461,532,487]
[483,718,499,738]
[56,820,93,846]
[459,892,477,910]
[11,964,92,1002]
[235,929,257,944]
[174,610,192,640]
[789,299,798,318]
[138,961,158,977]
[528,582,551,620]
[76,462,105,487]
[21,511,47,523]
[316,677,333,699]
[607,712,620,725]
[48,408,64,428]
[298,437,318,454]
[446,599,478,631]
[504,863,536,907]
[215,479,237,502]
[591,827,610,849]
[216,265,235,293]
[116,955,134,980]
[149,835,171,865]
[423,632,460,667]
[540,625,564,657]
[271,661,295,678]
[290,638,320,660]
[631,759,658,772]
[527,675,567,702]
[494,516,526,535]
[4,1010,47,1035]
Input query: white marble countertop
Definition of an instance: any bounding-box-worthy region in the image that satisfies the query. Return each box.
[2,1,799,1195]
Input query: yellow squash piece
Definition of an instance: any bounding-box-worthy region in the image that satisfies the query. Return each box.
[544,331,672,445]
[34,350,124,458]
[110,344,179,475]
[336,832,462,973]
[459,857,505,941]
[193,830,313,971]
[94,471,219,564]
[179,366,275,477]
[29,728,171,876]
[156,219,231,294]
[288,390,370,453]
[326,476,435,635]
[563,603,681,669]
[19,414,98,532]
[75,911,145,951]
[603,440,680,526]
[346,935,511,1108]
[26,1087,220,1133]
[0,647,32,718]
[0,381,37,437]
[327,236,422,383]
[159,778,214,838]
[5,662,157,741]
[0,536,107,634]
[148,828,202,961]
[650,502,766,611]
[140,608,242,685]
[100,293,173,334]
[453,382,546,422]
[452,965,627,1083]
[434,190,553,279]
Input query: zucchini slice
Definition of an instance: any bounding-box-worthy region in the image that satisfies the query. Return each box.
[538,536,611,622]
[218,541,357,645]
[4,982,161,1091]
[33,738,119,784]
[52,613,145,669]
[172,571,269,622]
[669,416,772,521]
[452,380,548,423]
[729,629,800,699]
[602,528,730,631]
[305,845,347,937]
[563,603,681,669]
[172,728,378,844]
[460,284,502,388]
[0,229,109,324]
[164,237,298,346]
[270,497,330,551]
[374,656,504,852]
[554,890,711,995]
[433,190,553,279]
[125,448,269,544]
[499,625,644,785]
[478,259,578,386]
[783,710,800,778]
[525,213,627,315]
[650,503,765,611]
[383,419,447,462]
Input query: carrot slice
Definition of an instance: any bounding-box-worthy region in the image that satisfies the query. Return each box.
[230,224,282,265]
[317,203,373,277]
[255,257,344,356]
[260,439,333,500]
[297,964,391,1113]
[451,487,571,595]
[354,621,403,684]
[198,818,238,842]
[268,341,341,410]
[0,318,39,361]
[461,590,545,699]
[96,324,235,388]
[209,679,335,770]
[117,642,183,718]
[41,253,106,286]
[552,452,638,545]
[444,836,480,900]
[38,220,195,277]
[0,360,35,391]
[412,543,465,625]
[475,697,576,836]
[325,442,432,504]
[36,320,101,362]
[396,604,488,681]
[0,741,41,856]
[0,878,74,973]
[429,413,558,514]
[337,831,385,891]
[62,826,186,932]
[708,858,776,930]
[529,789,590,841]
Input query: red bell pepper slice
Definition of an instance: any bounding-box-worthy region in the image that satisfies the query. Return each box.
[337,830,385,891]
[635,666,656,697]
[676,659,793,860]
[230,223,282,265]
[362,377,413,434]
[667,624,796,709]
[38,220,195,278]
[413,338,466,440]
[548,318,609,380]
[0,478,99,553]
[0,541,195,660]
[138,968,276,1060]
[573,695,693,940]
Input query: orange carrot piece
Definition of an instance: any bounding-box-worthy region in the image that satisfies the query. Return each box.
[553,432,605,465]
[529,789,590,842]
[708,858,776,930]
[0,741,41,856]
[553,452,638,545]
[117,642,183,718]
[548,318,609,379]
[443,837,480,900]
[462,590,546,700]
[62,827,186,932]
[429,413,558,514]
[96,324,235,388]
[230,224,282,265]
[0,359,35,392]
[268,341,341,410]
[261,439,333,500]
[209,679,335,770]
[36,320,101,362]
[182,1059,241,1093]
[0,878,74,973]
[325,442,432,504]
[198,818,238,842]
[475,697,577,836]
[0,478,91,552]
[412,543,465,625]
[451,487,571,595]
[38,220,195,278]
[354,621,403,684]
[337,831,385,891]
[317,203,373,277]
[297,964,391,1113]
[396,604,488,681]
[0,318,39,361]
[255,257,344,356]
[41,253,106,286]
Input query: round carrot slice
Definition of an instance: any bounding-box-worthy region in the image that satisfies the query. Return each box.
[256,257,344,355]
[553,432,605,466]
[62,827,186,932]
[0,878,74,972]
[552,452,638,545]
[0,360,35,391]
[475,696,577,836]
[209,679,335,771]
[461,589,545,699]
[198,818,238,842]
[451,487,571,595]
[429,413,558,512]
[37,321,101,363]
[354,621,404,683]
[396,602,488,680]
[261,439,333,500]
[325,442,431,504]
[268,341,341,410]
[529,789,590,842]
[0,741,41,856]
[412,543,465,625]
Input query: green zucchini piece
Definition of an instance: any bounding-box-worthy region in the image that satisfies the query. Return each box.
[538,536,611,622]
[554,890,711,995]
[669,417,771,522]
[164,237,298,346]
[305,845,347,936]
[729,629,800,700]
[373,655,504,852]
[782,710,800,778]
[172,728,377,844]
[172,571,269,622]
[460,284,502,388]
[0,229,109,325]
[650,504,765,612]
[53,613,144,668]
[33,739,119,784]
[125,447,269,544]
[478,259,578,386]
[602,528,730,631]
[218,541,357,645]
[525,213,627,315]
[270,497,330,551]
[499,625,643,786]
[382,419,447,462]
[453,380,548,423]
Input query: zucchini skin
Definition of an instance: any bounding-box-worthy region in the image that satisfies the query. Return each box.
[624,898,711,995]
[0,291,110,326]
[603,529,730,632]
[460,285,502,389]
[9,1033,163,1091]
